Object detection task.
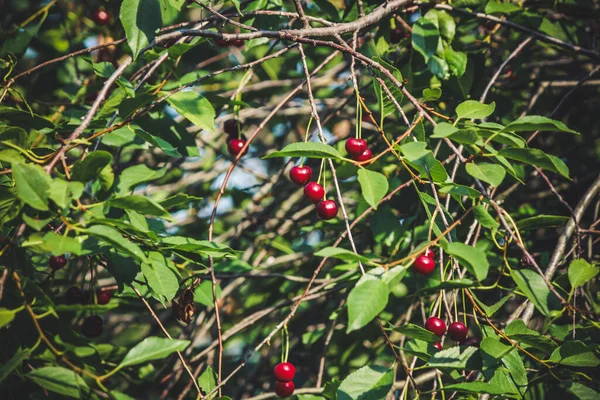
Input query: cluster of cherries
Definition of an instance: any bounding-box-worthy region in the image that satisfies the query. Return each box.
[49,255,110,338]
[289,168,338,220]
[273,362,296,398]
[345,138,372,162]
[425,316,469,350]
[224,119,247,157]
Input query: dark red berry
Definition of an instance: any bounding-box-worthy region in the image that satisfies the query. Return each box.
[460,337,480,347]
[434,341,443,351]
[224,119,241,136]
[424,248,435,259]
[49,255,67,270]
[448,322,468,342]
[215,38,229,47]
[345,138,367,158]
[425,316,446,337]
[304,182,324,203]
[290,166,312,185]
[274,381,295,398]
[227,138,246,156]
[93,9,111,26]
[273,362,296,382]
[96,289,112,305]
[81,316,104,338]
[354,147,372,162]
[232,39,245,48]
[317,200,338,220]
[413,255,435,275]
[65,287,85,305]
[389,27,406,43]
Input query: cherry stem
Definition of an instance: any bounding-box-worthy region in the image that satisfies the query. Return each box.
[317,158,325,186]
[355,90,361,139]
[304,116,313,143]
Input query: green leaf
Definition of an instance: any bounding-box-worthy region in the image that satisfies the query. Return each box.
[109,195,172,219]
[87,224,147,261]
[485,0,522,14]
[445,47,467,77]
[455,100,495,120]
[502,115,578,134]
[194,280,222,307]
[428,55,450,80]
[568,259,599,289]
[516,215,569,230]
[422,87,442,102]
[0,347,30,383]
[160,194,203,209]
[120,0,162,60]
[428,346,479,369]
[0,307,19,328]
[48,178,84,209]
[27,366,89,398]
[41,232,83,255]
[132,126,181,157]
[357,169,388,210]
[314,247,370,263]
[473,205,499,229]
[412,18,440,62]
[13,163,51,211]
[263,142,343,160]
[443,382,511,396]
[337,365,394,400]
[439,183,481,199]
[22,215,52,231]
[142,252,179,303]
[71,151,113,182]
[498,147,570,178]
[567,382,600,400]
[117,164,167,195]
[510,269,558,316]
[505,320,558,353]
[465,162,506,187]
[161,237,236,258]
[117,337,190,369]
[197,365,217,396]
[166,91,216,132]
[394,323,440,343]
[549,341,600,367]
[444,242,489,281]
[424,9,456,42]
[471,292,512,317]
[347,280,389,333]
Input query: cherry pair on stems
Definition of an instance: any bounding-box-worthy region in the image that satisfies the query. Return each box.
[273,362,295,397]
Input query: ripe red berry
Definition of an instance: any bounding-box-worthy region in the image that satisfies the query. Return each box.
[303,182,324,203]
[448,322,468,342]
[317,200,338,220]
[224,119,241,136]
[345,138,367,158]
[290,166,312,185]
[354,147,372,162]
[425,316,447,337]
[232,39,245,48]
[413,255,435,275]
[93,9,111,26]
[49,255,67,270]
[81,316,104,338]
[273,362,296,382]
[227,138,246,156]
[274,381,295,398]
[434,341,443,351]
[424,248,435,259]
[65,287,85,305]
[389,27,406,43]
[97,289,112,305]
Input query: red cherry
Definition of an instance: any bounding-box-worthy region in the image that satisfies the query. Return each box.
[289,166,312,185]
[317,200,338,220]
[215,38,229,47]
[389,27,406,43]
[273,362,296,382]
[448,322,468,342]
[224,119,241,136]
[93,9,111,26]
[97,289,112,305]
[81,316,104,338]
[232,39,245,48]
[354,147,372,162]
[434,341,443,351]
[227,138,246,156]
[274,381,295,398]
[49,255,67,270]
[425,316,447,337]
[345,138,367,158]
[65,287,85,305]
[413,255,435,275]
[424,248,435,259]
[303,182,324,203]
